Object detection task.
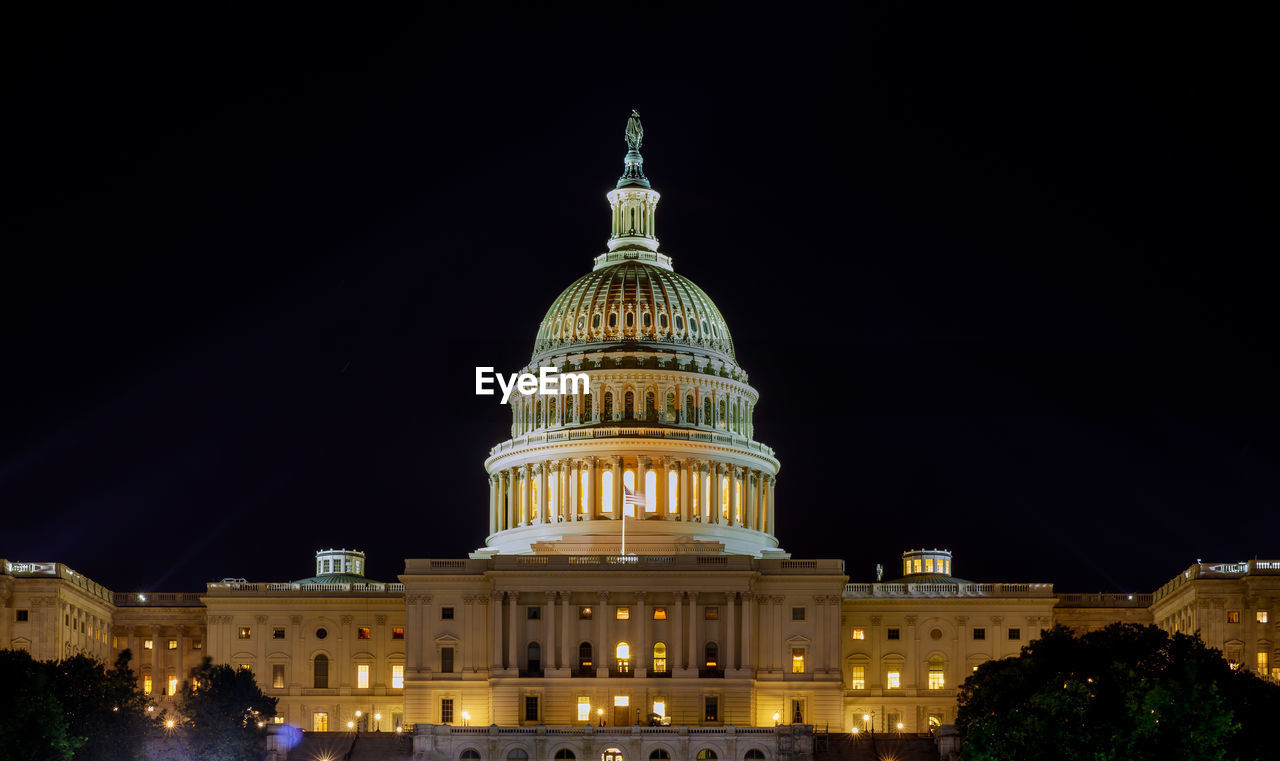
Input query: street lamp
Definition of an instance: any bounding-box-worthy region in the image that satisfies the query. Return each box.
[897,722,904,737]
[597,708,605,727]
[375,713,382,732]
[773,712,780,726]
[461,711,470,727]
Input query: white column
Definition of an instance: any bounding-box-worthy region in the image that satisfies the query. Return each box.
[680,460,692,522]
[768,476,776,534]
[570,461,580,521]
[729,466,740,526]
[672,592,684,672]
[688,592,699,672]
[612,457,623,520]
[522,464,532,525]
[742,593,754,673]
[560,591,572,671]
[635,591,647,677]
[490,592,503,670]
[585,457,596,520]
[596,592,609,677]
[488,475,498,535]
[545,592,557,670]
[726,592,737,671]
[659,458,670,517]
[538,463,549,524]
[507,592,518,671]
[814,595,825,675]
[560,461,570,521]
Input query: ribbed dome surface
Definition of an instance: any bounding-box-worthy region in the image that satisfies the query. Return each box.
[532,262,735,362]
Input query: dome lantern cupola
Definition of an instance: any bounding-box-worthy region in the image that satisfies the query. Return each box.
[315,548,366,577]
[902,548,953,578]
[604,109,664,258]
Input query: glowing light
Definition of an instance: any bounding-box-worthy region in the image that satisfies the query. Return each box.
[375,713,382,721]
[257,721,266,728]
[863,714,869,722]
[897,723,903,729]
[852,728,859,735]
[355,711,362,717]
[165,719,175,729]
[348,721,355,729]
[396,727,403,733]
[146,706,155,713]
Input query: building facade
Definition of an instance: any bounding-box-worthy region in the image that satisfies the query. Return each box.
[3,114,1279,758]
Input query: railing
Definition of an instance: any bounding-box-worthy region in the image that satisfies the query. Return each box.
[113,592,205,607]
[206,581,405,594]
[489,426,776,459]
[1152,559,1280,602]
[1056,593,1153,607]
[486,555,756,571]
[843,582,1054,598]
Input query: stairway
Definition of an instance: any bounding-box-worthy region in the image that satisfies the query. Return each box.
[817,733,940,761]
[346,733,414,761]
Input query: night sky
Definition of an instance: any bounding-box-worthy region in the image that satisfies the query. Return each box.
[2,8,1275,596]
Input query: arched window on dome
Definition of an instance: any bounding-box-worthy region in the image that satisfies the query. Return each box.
[581,390,591,422]
[658,312,668,331]
[720,475,730,521]
[701,319,709,335]
[592,313,602,331]
[718,400,727,429]
[623,470,637,517]
[689,317,698,336]
[603,392,614,419]
[642,312,651,330]
[666,392,676,419]
[624,392,634,420]
[674,314,684,333]
[535,399,542,430]
[703,398,713,428]
[609,312,618,329]
[644,470,657,513]
[601,471,614,516]
[668,469,679,515]
[577,314,586,332]
[625,311,634,331]
[549,398,557,428]
[731,401,737,433]
[645,391,656,422]
[685,394,694,424]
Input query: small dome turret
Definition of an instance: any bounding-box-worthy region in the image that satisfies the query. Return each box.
[901,549,954,578]
[292,548,370,583]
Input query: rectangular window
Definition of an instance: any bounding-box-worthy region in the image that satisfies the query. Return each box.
[1008,628,1021,640]
[238,663,251,672]
[192,639,202,649]
[850,665,865,689]
[704,696,719,722]
[614,695,629,707]
[143,675,152,695]
[1259,651,1269,673]
[528,607,542,620]
[887,712,901,731]
[705,607,719,620]
[791,698,804,724]
[791,648,805,673]
[972,628,986,640]
[577,697,591,721]
[887,670,901,688]
[272,627,285,640]
[579,606,593,620]
[313,712,329,732]
[167,639,178,650]
[792,607,806,621]
[143,639,154,650]
[167,676,178,695]
[441,607,455,620]
[887,628,900,640]
[525,696,539,722]
[393,627,405,639]
[391,664,404,689]
[272,664,285,689]
[441,647,454,673]
[357,626,372,639]
[652,607,667,620]
[1258,611,1270,624]
[357,664,370,689]
[441,698,454,724]
[928,670,945,689]
[851,628,865,640]
[239,627,252,639]
[1227,610,1241,623]
[15,610,29,622]
[615,607,630,620]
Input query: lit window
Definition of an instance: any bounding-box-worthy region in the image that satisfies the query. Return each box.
[579,607,592,619]
[358,627,372,639]
[925,558,934,573]
[392,664,404,689]
[192,639,202,649]
[1227,610,1241,623]
[851,628,865,640]
[167,639,178,650]
[928,655,945,689]
[357,664,370,689]
[652,698,666,718]
[616,607,630,620]
[237,663,251,672]
[616,642,631,659]
[143,639,154,650]
[239,627,252,640]
[652,642,667,673]
[791,699,804,724]
[850,665,865,689]
[913,558,922,573]
[1258,651,1269,673]
[392,627,405,640]
[704,607,719,621]
[577,697,591,721]
[614,695,629,707]
[887,670,901,688]
[143,675,152,695]
[1258,611,1270,624]
[791,648,805,674]
[168,676,178,695]
[272,665,285,689]
[652,608,667,620]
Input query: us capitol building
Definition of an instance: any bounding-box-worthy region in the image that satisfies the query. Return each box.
[3,113,1278,761]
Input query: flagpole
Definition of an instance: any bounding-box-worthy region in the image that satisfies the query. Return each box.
[621,513,626,556]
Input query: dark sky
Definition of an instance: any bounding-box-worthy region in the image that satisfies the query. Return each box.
[2,7,1275,596]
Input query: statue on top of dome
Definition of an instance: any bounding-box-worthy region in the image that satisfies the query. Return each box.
[624,109,644,150]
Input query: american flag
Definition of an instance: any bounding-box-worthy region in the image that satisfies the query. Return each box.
[623,484,646,512]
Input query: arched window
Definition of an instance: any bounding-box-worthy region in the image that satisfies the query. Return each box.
[720,476,730,520]
[704,642,719,668]
[697,751,718,760]
[731,402,737,432]
[616,642,631,674]
[928,654,945,689]
[718,399,727,429]
[609,312,618,329]
[642,312,651,329]
[623,470,636,517]
[650,751,671,761]
[592,313,602,330]
[601,471,614,515]
[461,751,481,760]
[644,470,657,512]
[667,470,679,514]
[580,470,590,514]
[745,750,765,760]
[603,392,613,418]
[703,398,712,427]
[578,641,593,671]
[645,391,656,420]
[674,314,684,332]
[581,391,591,422]
[508,751,529,760]
[625,312,635,329]
[652,642,667,673]
[624,391,634,419]
[658,313,668,330]
[527,642,542,673]
[666,392,676,417]
[577,314,586,331]
[555,750,576,760]
[313,654,329,688]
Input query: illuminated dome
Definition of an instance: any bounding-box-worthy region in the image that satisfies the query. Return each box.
[479,112,782,558]
[532,260,737,369]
